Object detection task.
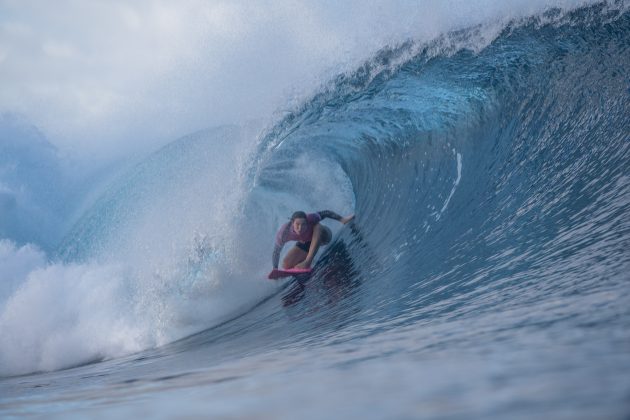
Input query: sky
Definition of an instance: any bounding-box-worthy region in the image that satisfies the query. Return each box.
[0,0,600,160]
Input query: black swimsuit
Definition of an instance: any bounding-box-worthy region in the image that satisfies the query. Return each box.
[295,225,331,252]
[296,241,311,252]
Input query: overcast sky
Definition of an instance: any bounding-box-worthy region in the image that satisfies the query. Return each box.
[0,0,599,160]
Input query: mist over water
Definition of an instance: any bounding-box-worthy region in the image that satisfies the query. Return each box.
[1,1,629,419]
[0,0,602,158]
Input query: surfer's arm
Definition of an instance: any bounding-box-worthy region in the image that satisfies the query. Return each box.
[318,210,355,224]
[272,244,283,269]
[272,223,291,269]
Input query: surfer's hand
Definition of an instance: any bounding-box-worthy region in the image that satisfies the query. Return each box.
[295,261,311,269]
[341,214,355,224]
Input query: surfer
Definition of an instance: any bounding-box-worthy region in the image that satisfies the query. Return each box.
[272,210,354,270]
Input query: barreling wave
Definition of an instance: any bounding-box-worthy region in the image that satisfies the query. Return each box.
[245,2,629,318]
[1,4,628,387]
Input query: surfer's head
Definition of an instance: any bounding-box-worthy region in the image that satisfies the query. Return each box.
[290,211,308,234]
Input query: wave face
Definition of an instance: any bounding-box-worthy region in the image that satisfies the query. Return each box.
[1,4,629,419]
[249,4,629,327]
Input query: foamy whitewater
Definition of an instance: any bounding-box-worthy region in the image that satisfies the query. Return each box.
[1,1,629,418]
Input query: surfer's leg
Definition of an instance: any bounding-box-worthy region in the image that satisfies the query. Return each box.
[282,246,308,269]
[303,224,331,266]
[320,225,332,245]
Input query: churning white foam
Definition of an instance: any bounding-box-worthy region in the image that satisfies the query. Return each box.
[0,240,47,307]
[0,255,145,376]
[0,234,276,377]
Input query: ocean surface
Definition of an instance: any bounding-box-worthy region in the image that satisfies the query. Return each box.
[1,2,629,419]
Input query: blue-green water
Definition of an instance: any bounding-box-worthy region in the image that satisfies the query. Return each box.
[1,4,629,419]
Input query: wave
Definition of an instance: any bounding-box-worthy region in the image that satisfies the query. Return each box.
[0,3,628,378]
[251,3,629,288]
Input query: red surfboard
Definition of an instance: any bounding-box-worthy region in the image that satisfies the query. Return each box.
[268,268,312,280]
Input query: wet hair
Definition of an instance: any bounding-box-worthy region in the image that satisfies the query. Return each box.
[290,211,307,222]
